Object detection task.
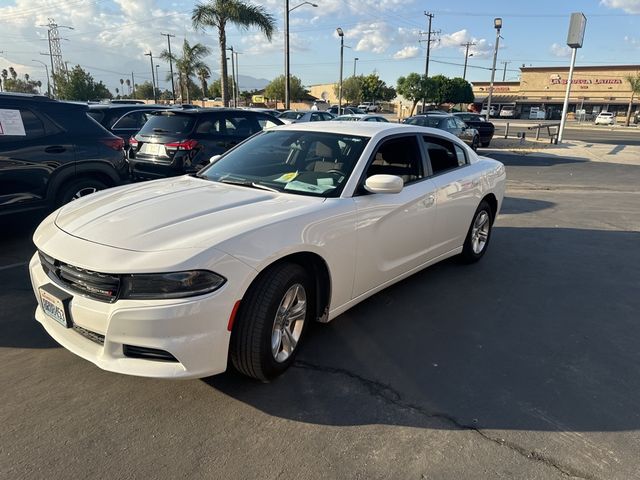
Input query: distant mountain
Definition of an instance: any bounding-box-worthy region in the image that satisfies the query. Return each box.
[209,72,270,91]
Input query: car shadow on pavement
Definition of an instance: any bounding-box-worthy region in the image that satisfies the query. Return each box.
[499,197,555,214]
[205,226,640,433]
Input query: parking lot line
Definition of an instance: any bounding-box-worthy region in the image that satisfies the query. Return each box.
[0,261,29,272]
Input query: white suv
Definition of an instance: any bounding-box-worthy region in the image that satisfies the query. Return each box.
[595,111,615,125]
[357,102,379,112]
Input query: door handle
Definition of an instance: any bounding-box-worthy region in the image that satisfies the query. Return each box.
[44,146,66,154]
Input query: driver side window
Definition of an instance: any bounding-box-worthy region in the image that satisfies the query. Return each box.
[364,136,423,185]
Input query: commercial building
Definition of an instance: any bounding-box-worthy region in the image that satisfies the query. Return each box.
[472,64,639,119]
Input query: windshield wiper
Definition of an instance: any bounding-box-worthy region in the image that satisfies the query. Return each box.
[216,178,281,193]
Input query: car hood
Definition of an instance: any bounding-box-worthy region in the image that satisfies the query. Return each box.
[55,176,324,252]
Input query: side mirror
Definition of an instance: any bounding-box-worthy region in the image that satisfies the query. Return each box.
[209,154,222,164]
[364,174,404,194]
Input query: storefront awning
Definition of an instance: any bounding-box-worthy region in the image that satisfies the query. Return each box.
[474,95,519,104]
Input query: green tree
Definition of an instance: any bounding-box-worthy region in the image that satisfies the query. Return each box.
[160,39,211,103]
[134,81,155,100]
[265,74,306,104]
[361,74,396,103]
[208,76,233,98]
[624,73,640,126]
[334,76,364,104]
[396,73,432,115]
[1,68,39,94]
[446,77,474,104]
[192,0,275,107]
[53,65,111,100]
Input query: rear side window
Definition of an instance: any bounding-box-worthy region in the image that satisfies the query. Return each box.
[423,136,467,175]
[256,115,280,130]
[138,113,195,135]
[112,111,149,130]
[87,111,105,125]
[195,114,260,137]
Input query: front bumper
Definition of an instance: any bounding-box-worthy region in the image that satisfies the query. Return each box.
[29,246,254,379]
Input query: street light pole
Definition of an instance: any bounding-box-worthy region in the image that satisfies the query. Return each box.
[32,60,51,97]
[227,47,236,107]
[285,1,317,110]
[485,18,502,121]
[145,52,157,103]
[156,64,160,97]
[337,27,344,115]
[353,57,359,77]
[161,33,176,103]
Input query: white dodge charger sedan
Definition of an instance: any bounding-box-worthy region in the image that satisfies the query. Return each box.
[29,122,506,381]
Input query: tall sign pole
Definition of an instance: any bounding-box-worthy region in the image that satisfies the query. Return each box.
[485,18,502,121]
[558,12,587,143]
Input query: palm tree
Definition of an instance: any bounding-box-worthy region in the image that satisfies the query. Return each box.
[197,66,211,103]
[624,73,640,126]
[192,0,275,106]
[161,39,211,104]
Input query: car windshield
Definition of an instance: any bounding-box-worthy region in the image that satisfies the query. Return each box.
[279,111,305,120]
[138,113,196,135]
[199,130,369,197]
[405,116,442,128]
[458,114,483,122]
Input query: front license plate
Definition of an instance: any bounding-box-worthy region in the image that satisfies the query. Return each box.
[39,284,72,328]
[140,142,165,156]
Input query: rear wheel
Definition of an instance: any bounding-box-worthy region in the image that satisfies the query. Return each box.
[230,263,312,381]
[56,178,107,206]
[481,140,491,148]
[471,135,480,151]
[460,200,493,263]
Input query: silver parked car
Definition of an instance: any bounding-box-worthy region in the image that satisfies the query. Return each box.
[277,110,336,124]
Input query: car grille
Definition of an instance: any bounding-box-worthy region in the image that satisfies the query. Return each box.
[72,325,105,345]
[39,251,120,303]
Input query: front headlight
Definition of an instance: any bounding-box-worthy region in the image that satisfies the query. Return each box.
[120,270,226,300]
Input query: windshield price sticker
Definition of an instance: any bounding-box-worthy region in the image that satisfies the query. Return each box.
[0,109,26,136]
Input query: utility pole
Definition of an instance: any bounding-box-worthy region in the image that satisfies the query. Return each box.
[421,12,435,112]
[501,61,510,81]
[131,72,136,98]
[161,33,176,102]
[353,57,359,77]
[227,47,236,107]
[32,59,51,97]
[461,42,476,80]
[485,18,503,121]
[337,28,344,115]
[145,52,157,103]
[234,51,241,105]
[40,19,73,97]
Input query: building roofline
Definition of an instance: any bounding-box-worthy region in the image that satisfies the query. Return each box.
[520,65,640,72]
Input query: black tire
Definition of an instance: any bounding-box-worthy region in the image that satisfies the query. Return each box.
[460,200,493,264]
[230,263,312,382]
[57,178,107,206]
[481,140,491,148]
[471,135,480,151]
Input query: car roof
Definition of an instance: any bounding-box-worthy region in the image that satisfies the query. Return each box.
[0,92,55,101]
[275,120,418,136]
[151,108,268,115]
[88,103,169,111]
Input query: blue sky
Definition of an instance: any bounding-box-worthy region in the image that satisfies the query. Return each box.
[1,0,639,93]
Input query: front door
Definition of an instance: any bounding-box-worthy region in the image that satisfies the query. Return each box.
[353,135,438,298]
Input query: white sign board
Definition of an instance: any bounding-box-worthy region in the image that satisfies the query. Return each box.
[567,12,587,48]
[0,109,26,136]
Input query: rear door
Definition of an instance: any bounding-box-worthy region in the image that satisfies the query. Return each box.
[423,135,482,256]
[0,105,75,209]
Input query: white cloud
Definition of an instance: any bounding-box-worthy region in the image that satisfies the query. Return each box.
[393,46,419,59]
[600,0,640,13]
[434,29,492,58]
[550,42,572,57]
[625,35,640,46]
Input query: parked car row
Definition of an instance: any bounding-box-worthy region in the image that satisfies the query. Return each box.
[0,93,283,216]
[404,112,486,151]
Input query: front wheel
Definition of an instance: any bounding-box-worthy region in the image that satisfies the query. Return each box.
[56,178,107,207]
[230,263,312,381]
[471,135,480,151]
[460,201,493,263]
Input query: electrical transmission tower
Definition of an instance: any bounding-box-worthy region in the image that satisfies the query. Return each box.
[46,19,67,78]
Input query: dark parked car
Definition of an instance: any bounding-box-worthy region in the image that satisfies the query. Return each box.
[327,106,366,115]
[88,103,170,147]
[127,108,284,180]
[453,112,495,147]
[404,113,480,150]
[0,93,128,216]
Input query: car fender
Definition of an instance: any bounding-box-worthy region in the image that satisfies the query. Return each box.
[46,160,123,201]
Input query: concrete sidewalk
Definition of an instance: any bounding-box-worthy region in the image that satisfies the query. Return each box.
[484,138,640,165]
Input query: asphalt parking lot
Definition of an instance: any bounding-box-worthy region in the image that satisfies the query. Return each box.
[1,150,639,480]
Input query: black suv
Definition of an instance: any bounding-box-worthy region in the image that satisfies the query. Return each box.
[127,108,283,179]
[0,93,128,216]
[87,103,170,147]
